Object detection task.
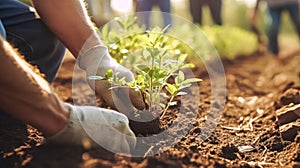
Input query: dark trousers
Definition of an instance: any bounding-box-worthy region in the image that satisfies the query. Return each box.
[267,3,300,55]
[136,0,172,29]
[0,0,66,83]
[189,0,222,25]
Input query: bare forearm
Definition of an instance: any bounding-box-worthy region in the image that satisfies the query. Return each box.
[31,0,100,57]
[0,39,69,137]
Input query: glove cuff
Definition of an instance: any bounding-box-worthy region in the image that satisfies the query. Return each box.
[78,45,110,71]
[42,103,88,145]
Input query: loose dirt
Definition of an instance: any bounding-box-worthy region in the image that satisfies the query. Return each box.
[1,49,300,168]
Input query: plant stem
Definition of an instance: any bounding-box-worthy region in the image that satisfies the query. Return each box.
[149,45,156,108]
[160,95,175,120]
[149,57,154,108]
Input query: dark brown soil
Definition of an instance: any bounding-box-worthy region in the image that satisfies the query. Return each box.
[1,48,300,168]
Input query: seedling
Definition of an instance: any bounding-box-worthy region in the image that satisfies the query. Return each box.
[90,17,202,120]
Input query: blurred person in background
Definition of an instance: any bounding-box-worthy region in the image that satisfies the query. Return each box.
[0,0,145,153]
[189,0,223,25]
[135,0,172,29]
[251,0,300,56]
[85,0,113,27]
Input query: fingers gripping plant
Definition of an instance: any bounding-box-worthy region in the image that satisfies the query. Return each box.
[90,17,202,119]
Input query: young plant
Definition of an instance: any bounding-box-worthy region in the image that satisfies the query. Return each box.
[162,71,201,119]
[91,17,202,119]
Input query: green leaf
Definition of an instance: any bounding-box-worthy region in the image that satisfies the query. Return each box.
[101,24,109,39]
[175,71,185,84]
[136,65,150,73]
[116,19,125,29]
[108,32,120,43]
[152,81,164,87]
[166,84,178,95]
[105,69,113,78]
[178,83,192,90]
[142,49,151,61]
[153,69,168,79]
[148,69,154,77]
[128,81,136,88]
[178,54,188,64]
[144,72,151,82]
[136,75,144,83]
[179,63,195,69]
[164,60,178,67]
[126,16,137,28]
[181,78,202,86]
[160,103,166,109]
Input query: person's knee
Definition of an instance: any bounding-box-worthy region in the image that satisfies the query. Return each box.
[6,20,66,82]
[40,37,65,82]
[33,31,66,82]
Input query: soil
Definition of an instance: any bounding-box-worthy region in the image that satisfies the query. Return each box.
[1,48,300,168]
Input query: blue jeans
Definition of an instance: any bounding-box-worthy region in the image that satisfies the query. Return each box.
[136,0,172,29]
[0,0,66,82]
[267,3,300,55]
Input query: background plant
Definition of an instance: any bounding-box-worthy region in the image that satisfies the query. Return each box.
[168,24,259,60]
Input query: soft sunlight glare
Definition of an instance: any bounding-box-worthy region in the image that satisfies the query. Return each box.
[236,0,257,7]
[171,0,186,7]
[111,0,133,13]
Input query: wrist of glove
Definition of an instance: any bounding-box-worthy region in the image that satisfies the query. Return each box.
[79,45,134,82]
[78,45,145,115]
[44,103,136,154]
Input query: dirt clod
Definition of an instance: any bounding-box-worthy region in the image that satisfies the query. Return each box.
[276,104,300,125]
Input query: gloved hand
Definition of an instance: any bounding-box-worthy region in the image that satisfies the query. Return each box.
[78,45,145,116]
[44,103,136,154]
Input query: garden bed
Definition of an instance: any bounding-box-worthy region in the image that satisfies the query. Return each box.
[0,48,300,167]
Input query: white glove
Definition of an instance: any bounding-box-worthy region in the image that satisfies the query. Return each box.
[78,45,145,116]
[44,103,136,154]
